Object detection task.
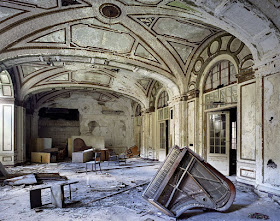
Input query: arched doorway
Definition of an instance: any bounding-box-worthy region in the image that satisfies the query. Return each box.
[203,60,238,176]
[156,90,170,161]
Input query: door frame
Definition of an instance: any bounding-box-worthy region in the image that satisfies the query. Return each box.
[206,111,230,176]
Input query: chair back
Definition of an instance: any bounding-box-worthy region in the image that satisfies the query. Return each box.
[95,152,101,162]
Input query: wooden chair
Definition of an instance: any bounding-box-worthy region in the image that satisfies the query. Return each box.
[118,153,127,165]
[85,152,101,173]
[108,149,119,165]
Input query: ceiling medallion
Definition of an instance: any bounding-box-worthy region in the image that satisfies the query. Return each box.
[99,4,121,19]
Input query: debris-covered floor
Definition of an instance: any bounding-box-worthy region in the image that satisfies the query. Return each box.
[0,158,279,221]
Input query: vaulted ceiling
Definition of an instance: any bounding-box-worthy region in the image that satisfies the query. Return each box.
[0,0,279,109]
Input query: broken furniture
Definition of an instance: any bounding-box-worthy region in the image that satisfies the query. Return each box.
[99,149,109,161]
[72,149,93,163]
[68,136,105,157]
[31,138,57,163]
[30,181,79,209]
[31,148,58,163]
[2,172,67,186]
[118,153,127,165]
[73,138,92,152]
[108,149,119,165]
[108,150,127,165]
[143,145,236,218]
[31,152,52,163]
[126,146,140,158]
[85,152,101,173]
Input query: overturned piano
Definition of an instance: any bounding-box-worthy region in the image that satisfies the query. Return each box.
[143,145,236,218]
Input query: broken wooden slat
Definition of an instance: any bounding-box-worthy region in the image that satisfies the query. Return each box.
[35,173,67,181]
[87,181,149,204]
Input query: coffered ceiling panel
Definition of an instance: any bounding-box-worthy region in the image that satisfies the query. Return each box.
[32,29,66,43]
[152,18,213,43]
[72,72,112,86]
[71,24,135,54]
[0,5,25,23]
[7,0,58,9]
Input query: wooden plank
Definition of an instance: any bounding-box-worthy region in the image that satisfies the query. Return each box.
[68,138,72,158]
[31,152,51,163]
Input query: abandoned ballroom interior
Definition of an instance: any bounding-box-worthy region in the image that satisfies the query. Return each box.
[0,0,280,200]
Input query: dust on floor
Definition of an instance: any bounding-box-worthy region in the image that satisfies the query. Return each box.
[0,158,279,221]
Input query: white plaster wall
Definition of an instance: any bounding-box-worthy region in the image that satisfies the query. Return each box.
[38,93,135,149]
[263,73,280,188]
[236,80,257,184]
[187,100,195,151]
[240,82,256,161]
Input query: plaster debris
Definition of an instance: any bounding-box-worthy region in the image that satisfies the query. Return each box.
[248,213,269,220]
[0,159,279,221]
[4,174,37,186]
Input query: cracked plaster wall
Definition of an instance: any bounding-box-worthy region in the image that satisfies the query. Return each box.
[38,93,135,150]
[263,73,280,188]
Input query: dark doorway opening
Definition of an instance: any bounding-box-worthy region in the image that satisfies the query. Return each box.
[229,108,237,175]
[166,120,169,156]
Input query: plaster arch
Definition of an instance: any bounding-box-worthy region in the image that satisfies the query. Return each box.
[185,0,280,65]
[24,87,148,110]
[196,54,239,157]
[198,54,239,93]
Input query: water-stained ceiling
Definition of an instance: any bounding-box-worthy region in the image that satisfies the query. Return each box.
[0,0,279,109]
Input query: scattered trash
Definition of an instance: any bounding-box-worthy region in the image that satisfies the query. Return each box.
[248,213,269,220]
[34,208,43,213]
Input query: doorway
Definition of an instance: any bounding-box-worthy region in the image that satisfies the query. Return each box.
[206,108,237,176]
[159,119,169,155]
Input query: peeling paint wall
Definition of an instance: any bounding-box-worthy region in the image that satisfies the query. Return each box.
[38,119,80,147]
[240,82,256,161]
[37,93,135,150]
[187,100,195,151]
[263,73,280,188]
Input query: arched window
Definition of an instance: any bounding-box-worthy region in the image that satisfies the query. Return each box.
[204,60,236,93]
[0,70,13,98]
[157,91,169,109]
[135,104,141,116]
